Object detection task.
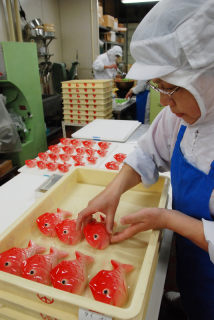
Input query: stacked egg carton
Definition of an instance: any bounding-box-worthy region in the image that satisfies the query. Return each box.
[61,79,113,125]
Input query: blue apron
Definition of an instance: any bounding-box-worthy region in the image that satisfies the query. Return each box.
[136,90,149,123]
[171,125,214,320]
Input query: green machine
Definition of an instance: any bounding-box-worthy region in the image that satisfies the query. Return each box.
[149,87,164,124]
[0,42,47,167]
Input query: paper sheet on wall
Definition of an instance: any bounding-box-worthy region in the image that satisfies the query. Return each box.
[72,119,141,142]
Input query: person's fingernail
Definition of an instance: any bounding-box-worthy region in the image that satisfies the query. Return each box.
[120,218,125,225]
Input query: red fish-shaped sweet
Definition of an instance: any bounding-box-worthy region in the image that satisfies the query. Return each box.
[62,146,74,154]
[71,155,83,162]
[97,149,108,157]
[89,260,134,307]
[85,148,96,156]
[58,163,71,173]
[74,161,85,166]
[49,153,59,161]
[98,142,111,149]
[36,208,72,237]
[83,216,111,250]
[82,140,95,148]
[48,145,61,154]
[46,162,58,172]
[70,139,82,147]
[50,251,94,294]
[76,147,86,155]
[55,219,84,245]
[105,161,119,170]
[37,160,48,170]
[59,153,70,162]
[25,159,37,168]
[113,153,127,163]
[38,152,49,161]
[86,156,98,165]
[0,240,45,276]
[21,246,68,285]
[60,138,71,146]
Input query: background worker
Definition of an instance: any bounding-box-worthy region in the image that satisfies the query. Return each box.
[77,1,214,319]
[126,80,150,124]
[92,45,122,80]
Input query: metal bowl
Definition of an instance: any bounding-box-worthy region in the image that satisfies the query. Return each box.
[27,18,43,29]
[115,79,134,90]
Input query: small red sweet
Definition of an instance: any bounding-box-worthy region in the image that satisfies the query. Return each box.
[48,145,61,154]
[85,148,96,156]
[98,141,111,149]
[113,153,127,163]
[59,154,71,162]
[76,147,86,155]
[46,162,58,171]
[97,149,108,157]
[62,146,74,154]
[86,156,98,165]
[37,160,48,170]
[70,139,82,147]
[71,155,83,162]
[58,163,71,173]
[38,152,49,161]
[49,153,59,161]
[74,161,85,166]
[82,140,95,148]
[60,138,71,146]
[105,161,119,170]
[25,159,37,168]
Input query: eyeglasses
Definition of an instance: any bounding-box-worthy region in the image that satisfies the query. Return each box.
[146,80,180,98]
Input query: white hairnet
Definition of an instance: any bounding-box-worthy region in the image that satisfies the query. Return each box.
[107,46,123,61]
[127,0,214,80]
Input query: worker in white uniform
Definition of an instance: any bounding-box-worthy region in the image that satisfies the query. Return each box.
[126,80,150,124]
[92,46,123,79]
[77,1,214,319]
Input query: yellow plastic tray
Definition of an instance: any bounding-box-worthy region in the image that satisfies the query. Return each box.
[63,106,112,116]
[63,97,112,105]
[0,168,170,320]
[62,92,112,100]
[62,87,112,94]
[63,112,112,121]
[62,79,113,89]
[63,101,112,110]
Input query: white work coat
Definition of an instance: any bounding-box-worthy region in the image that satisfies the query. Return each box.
[92,53,117,80]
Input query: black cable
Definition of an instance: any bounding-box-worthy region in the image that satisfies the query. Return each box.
[18,0,27,22]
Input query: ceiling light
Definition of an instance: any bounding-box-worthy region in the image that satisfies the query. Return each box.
[122,0,160,3]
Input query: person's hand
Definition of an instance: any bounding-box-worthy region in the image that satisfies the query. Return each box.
[125,90,133,99]
[109,63,118,70]
[111,208,168,243]
[76,188,121,234]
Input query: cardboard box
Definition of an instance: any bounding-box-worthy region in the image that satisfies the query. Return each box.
[103,15,114,29]
[0,160,13,177]
[117,37,125,44]
[99,17,104,26]
[104,31,116,42]
[118,23,124,28]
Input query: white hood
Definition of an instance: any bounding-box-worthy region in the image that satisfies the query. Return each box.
[107,46,123,61]
[127,0,214,80]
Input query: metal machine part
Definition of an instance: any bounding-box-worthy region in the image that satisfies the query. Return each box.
[0,42,47,167]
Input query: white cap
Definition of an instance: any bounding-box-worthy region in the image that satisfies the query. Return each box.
[107,46,123,61]
[127,0,214,80]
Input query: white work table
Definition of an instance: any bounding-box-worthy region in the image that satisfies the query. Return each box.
[0,124,173,320]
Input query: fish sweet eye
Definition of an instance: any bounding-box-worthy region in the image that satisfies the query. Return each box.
[93,234,99,240]
[103,289,109,295]
[30,270,35,275]
[4,262,9,267]
[63,230,68,234]
[61,279,67,285]
[44,223,50,227]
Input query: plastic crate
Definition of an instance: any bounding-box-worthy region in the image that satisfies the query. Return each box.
[62,102,112,110]
[63,112,112,121]
[62,87,112,94]
[62,107,112,116]
[62,96,112,105]
[61,79,113,89]
[62,92,112,100]
[0,168,170,320]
